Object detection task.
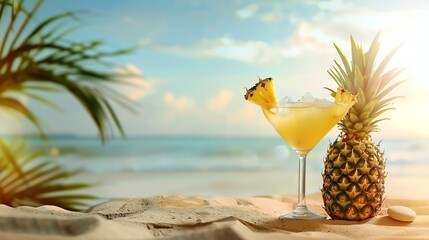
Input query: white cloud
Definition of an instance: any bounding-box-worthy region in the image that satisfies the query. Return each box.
[235,3,292,23]
[208,90,233,111]
[201,38,281,63]
[236,4,259,19]
[115,64,153,100]
[260,11,284,23]
[154,37,283,64]
[152,32,338,64]
[282,21,344,57]
[199,24,341,61]
[316,0,354,11]
[164,92,195,111]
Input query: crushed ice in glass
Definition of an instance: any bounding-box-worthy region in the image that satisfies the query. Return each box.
[279,96,294,103]
[300,92,314,102]
[279,93,331,107]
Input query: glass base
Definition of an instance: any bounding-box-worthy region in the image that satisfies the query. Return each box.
[279,206,326,220]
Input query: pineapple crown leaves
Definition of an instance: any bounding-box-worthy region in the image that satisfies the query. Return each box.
[328,32,406,135]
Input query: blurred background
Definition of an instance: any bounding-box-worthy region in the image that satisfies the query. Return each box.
[1,0,429,205]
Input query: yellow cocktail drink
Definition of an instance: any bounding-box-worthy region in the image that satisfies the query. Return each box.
[263,102,351,154]
[244,78,357,219]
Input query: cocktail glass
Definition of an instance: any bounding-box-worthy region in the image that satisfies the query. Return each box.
[262,101,354,219]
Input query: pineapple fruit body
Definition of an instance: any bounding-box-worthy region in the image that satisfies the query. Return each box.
[322,136,386,220]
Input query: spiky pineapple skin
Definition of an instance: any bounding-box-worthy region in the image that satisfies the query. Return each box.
[322,136,386,221]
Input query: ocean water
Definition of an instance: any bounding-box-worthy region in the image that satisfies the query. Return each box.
[24,135,429,174]
[22,135,429,198]
[28,136,292,172]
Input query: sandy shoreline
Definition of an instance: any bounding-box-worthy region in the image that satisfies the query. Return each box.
[1,193,429,239]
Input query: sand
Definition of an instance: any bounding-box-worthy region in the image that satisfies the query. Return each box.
[1,193,429,239]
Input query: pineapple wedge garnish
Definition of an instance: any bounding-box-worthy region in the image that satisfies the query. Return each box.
[244,77,278,108]
[334,87,357,105]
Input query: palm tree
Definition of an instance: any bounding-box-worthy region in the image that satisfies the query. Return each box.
[0,0,137,210]
[0,139,97,211]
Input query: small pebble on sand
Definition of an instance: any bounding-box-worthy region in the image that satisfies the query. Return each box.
[387,206,416,222]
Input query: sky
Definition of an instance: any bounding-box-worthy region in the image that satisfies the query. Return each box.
[2,0,429,139]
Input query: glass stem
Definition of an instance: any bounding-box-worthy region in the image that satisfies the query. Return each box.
[297,153,307,208]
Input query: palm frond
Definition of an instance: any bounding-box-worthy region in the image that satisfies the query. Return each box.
[0,140,96,211]
[0,0,139,211]
[0,97,45,135]
[0,0,137,143]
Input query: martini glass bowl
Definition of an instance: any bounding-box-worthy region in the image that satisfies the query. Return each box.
[262,101,354,219]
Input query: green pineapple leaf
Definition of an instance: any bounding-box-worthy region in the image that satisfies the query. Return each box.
[334,43,352,80]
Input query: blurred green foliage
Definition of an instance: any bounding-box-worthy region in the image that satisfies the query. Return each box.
[0,0,135,210]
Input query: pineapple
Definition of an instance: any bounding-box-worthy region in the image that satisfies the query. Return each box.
[322,33,404,220]
[334,87,358,105]
[244,77,278,108]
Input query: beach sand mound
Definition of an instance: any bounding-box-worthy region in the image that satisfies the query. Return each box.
[1,193,429,239]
